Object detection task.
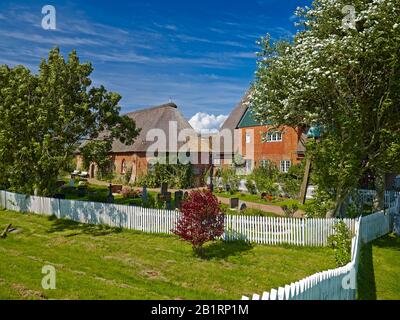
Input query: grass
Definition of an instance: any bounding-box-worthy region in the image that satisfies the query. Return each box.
[219,204,279,217]
[215,191,306,210]
[358,233,400,300]
[0,210,336,300]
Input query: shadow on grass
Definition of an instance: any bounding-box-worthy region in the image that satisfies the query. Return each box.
[197,240,254,260]
[357,242,377,300]
[372,233,400,251]
[46,215,122,237]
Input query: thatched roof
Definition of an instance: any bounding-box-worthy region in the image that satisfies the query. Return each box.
[111,102,199,153]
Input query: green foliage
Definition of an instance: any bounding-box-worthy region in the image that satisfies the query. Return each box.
[80,140,113,179]
[305,191,335,218]
[221,168,240,194]
[0,48,140,196]
[248,164,279,196]
[278,162,305,199]
[245,178,257,195]
[281,204,299,217]
[328,221,353,267]
[135,161,193,189]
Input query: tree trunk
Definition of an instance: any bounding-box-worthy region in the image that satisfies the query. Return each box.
[374,169,386,211]
[327,187,348,218]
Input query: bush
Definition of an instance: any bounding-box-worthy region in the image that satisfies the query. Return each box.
[304,191,335,218]
[173,190,225,254]
[328,221,353,267]
[245,178,257,195]
[221,168,240,194]
[248,165,279,196]
[278,162,306,198]
[134,162,193,189]
[282,204,299,217]
[121,186,132,198]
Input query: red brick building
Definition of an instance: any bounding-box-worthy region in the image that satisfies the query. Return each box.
[217,91,306,173]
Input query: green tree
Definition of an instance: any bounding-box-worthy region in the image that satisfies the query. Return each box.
[0,48,140,195]
[80,140,113,180]
[251,0,400,216]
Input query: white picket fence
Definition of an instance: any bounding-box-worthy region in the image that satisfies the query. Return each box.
[242,193,400,300]
[224,215,356,247]
[1,190,356,247]
[358,189,400,208]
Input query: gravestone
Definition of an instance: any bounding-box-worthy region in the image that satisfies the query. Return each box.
[106,183,114,203]
[141,185,148,205]
[77,187,86,198]
[230,198,239,209]
[157,192,172,209]
[161,183,168,195]
[174,191,183,209]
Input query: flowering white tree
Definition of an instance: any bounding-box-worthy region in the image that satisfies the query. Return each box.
[252,0,400,216]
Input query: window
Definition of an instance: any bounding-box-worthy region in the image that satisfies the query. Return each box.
[121,159,127,174]
[245,132,251,144]
[260,159,271,168]
[280,160,291,173]
[265,131,283,142]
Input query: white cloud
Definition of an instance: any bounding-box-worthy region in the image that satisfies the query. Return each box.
[189,112,228,134]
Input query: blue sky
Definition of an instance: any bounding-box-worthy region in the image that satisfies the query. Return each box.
[0,0,310,130]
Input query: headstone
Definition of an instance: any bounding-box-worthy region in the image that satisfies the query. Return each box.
[107,184,114,203]
[174,191,183,209]
[157,192,172,209]
[230,198,239,209]
[77,187,86,198]
[141,185,148,205]
[161,183,168,195]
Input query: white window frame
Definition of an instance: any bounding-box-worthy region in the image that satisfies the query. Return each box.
[280,160,291,173]
[266,131,283,142]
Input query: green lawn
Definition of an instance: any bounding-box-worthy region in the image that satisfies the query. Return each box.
[0,210,336,300]
[358,233,400,300]
[215,191,306,210]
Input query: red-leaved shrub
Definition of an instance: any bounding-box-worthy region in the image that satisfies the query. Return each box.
[173,190,224,252]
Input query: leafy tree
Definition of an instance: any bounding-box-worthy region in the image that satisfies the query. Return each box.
[80,140,113,179]
[279,162,306,199]
[173,190,225,254]
[251,0,400,215]
[0,48,140,195]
